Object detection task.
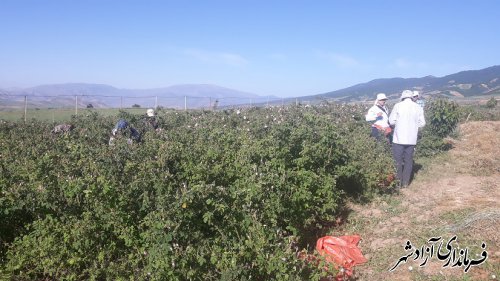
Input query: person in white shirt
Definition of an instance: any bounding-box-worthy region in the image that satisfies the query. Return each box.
[412,91,419,102]
[365,93,392,141]
[412,91,425,109]
[389,90,426,188]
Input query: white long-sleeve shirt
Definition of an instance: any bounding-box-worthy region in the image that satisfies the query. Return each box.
[365,104,390,129]
[389,99,426,145]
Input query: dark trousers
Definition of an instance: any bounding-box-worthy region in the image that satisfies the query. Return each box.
[371,127,392,143]
[392,143,415,187]
[370,127,381,140]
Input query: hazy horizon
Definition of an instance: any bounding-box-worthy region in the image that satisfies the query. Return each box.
[1,0,500,97]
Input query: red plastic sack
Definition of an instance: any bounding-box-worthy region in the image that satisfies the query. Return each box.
[316,235,367,279]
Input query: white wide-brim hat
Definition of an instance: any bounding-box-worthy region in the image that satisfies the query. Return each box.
[401,90,414,100]
[376,93,388,101]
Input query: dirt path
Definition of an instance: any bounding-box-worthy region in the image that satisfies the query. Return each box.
[342,121,500,280]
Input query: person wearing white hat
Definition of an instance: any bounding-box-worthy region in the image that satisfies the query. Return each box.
[142,108,159,133]
[412,91,425,109]
[365,93,392,141]
[146,108,155,117]
[389,90,426,188]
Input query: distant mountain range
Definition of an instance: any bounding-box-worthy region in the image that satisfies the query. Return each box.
[1,65,499,109]
[306,65,500,102]
[0,84,278,109]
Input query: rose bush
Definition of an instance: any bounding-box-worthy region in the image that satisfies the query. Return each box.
[0,104,394,280]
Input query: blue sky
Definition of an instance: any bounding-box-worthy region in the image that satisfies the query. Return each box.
[1,0,499,97]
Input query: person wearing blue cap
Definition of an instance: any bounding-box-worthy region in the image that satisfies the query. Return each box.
[109,119,140,145]
[389,90,426,188]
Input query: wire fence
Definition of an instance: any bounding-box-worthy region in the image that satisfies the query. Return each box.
[0,94,315,122]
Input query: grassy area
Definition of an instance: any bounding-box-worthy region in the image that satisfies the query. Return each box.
[339,119,500,280]
[0,108,149,122]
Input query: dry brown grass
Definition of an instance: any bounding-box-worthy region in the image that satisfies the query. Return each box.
[451,121,500,175]
[342,121,500,280]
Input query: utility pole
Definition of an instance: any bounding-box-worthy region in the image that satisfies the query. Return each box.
[24,95,27,122]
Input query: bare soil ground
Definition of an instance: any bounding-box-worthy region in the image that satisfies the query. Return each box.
[339,121,500,280]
